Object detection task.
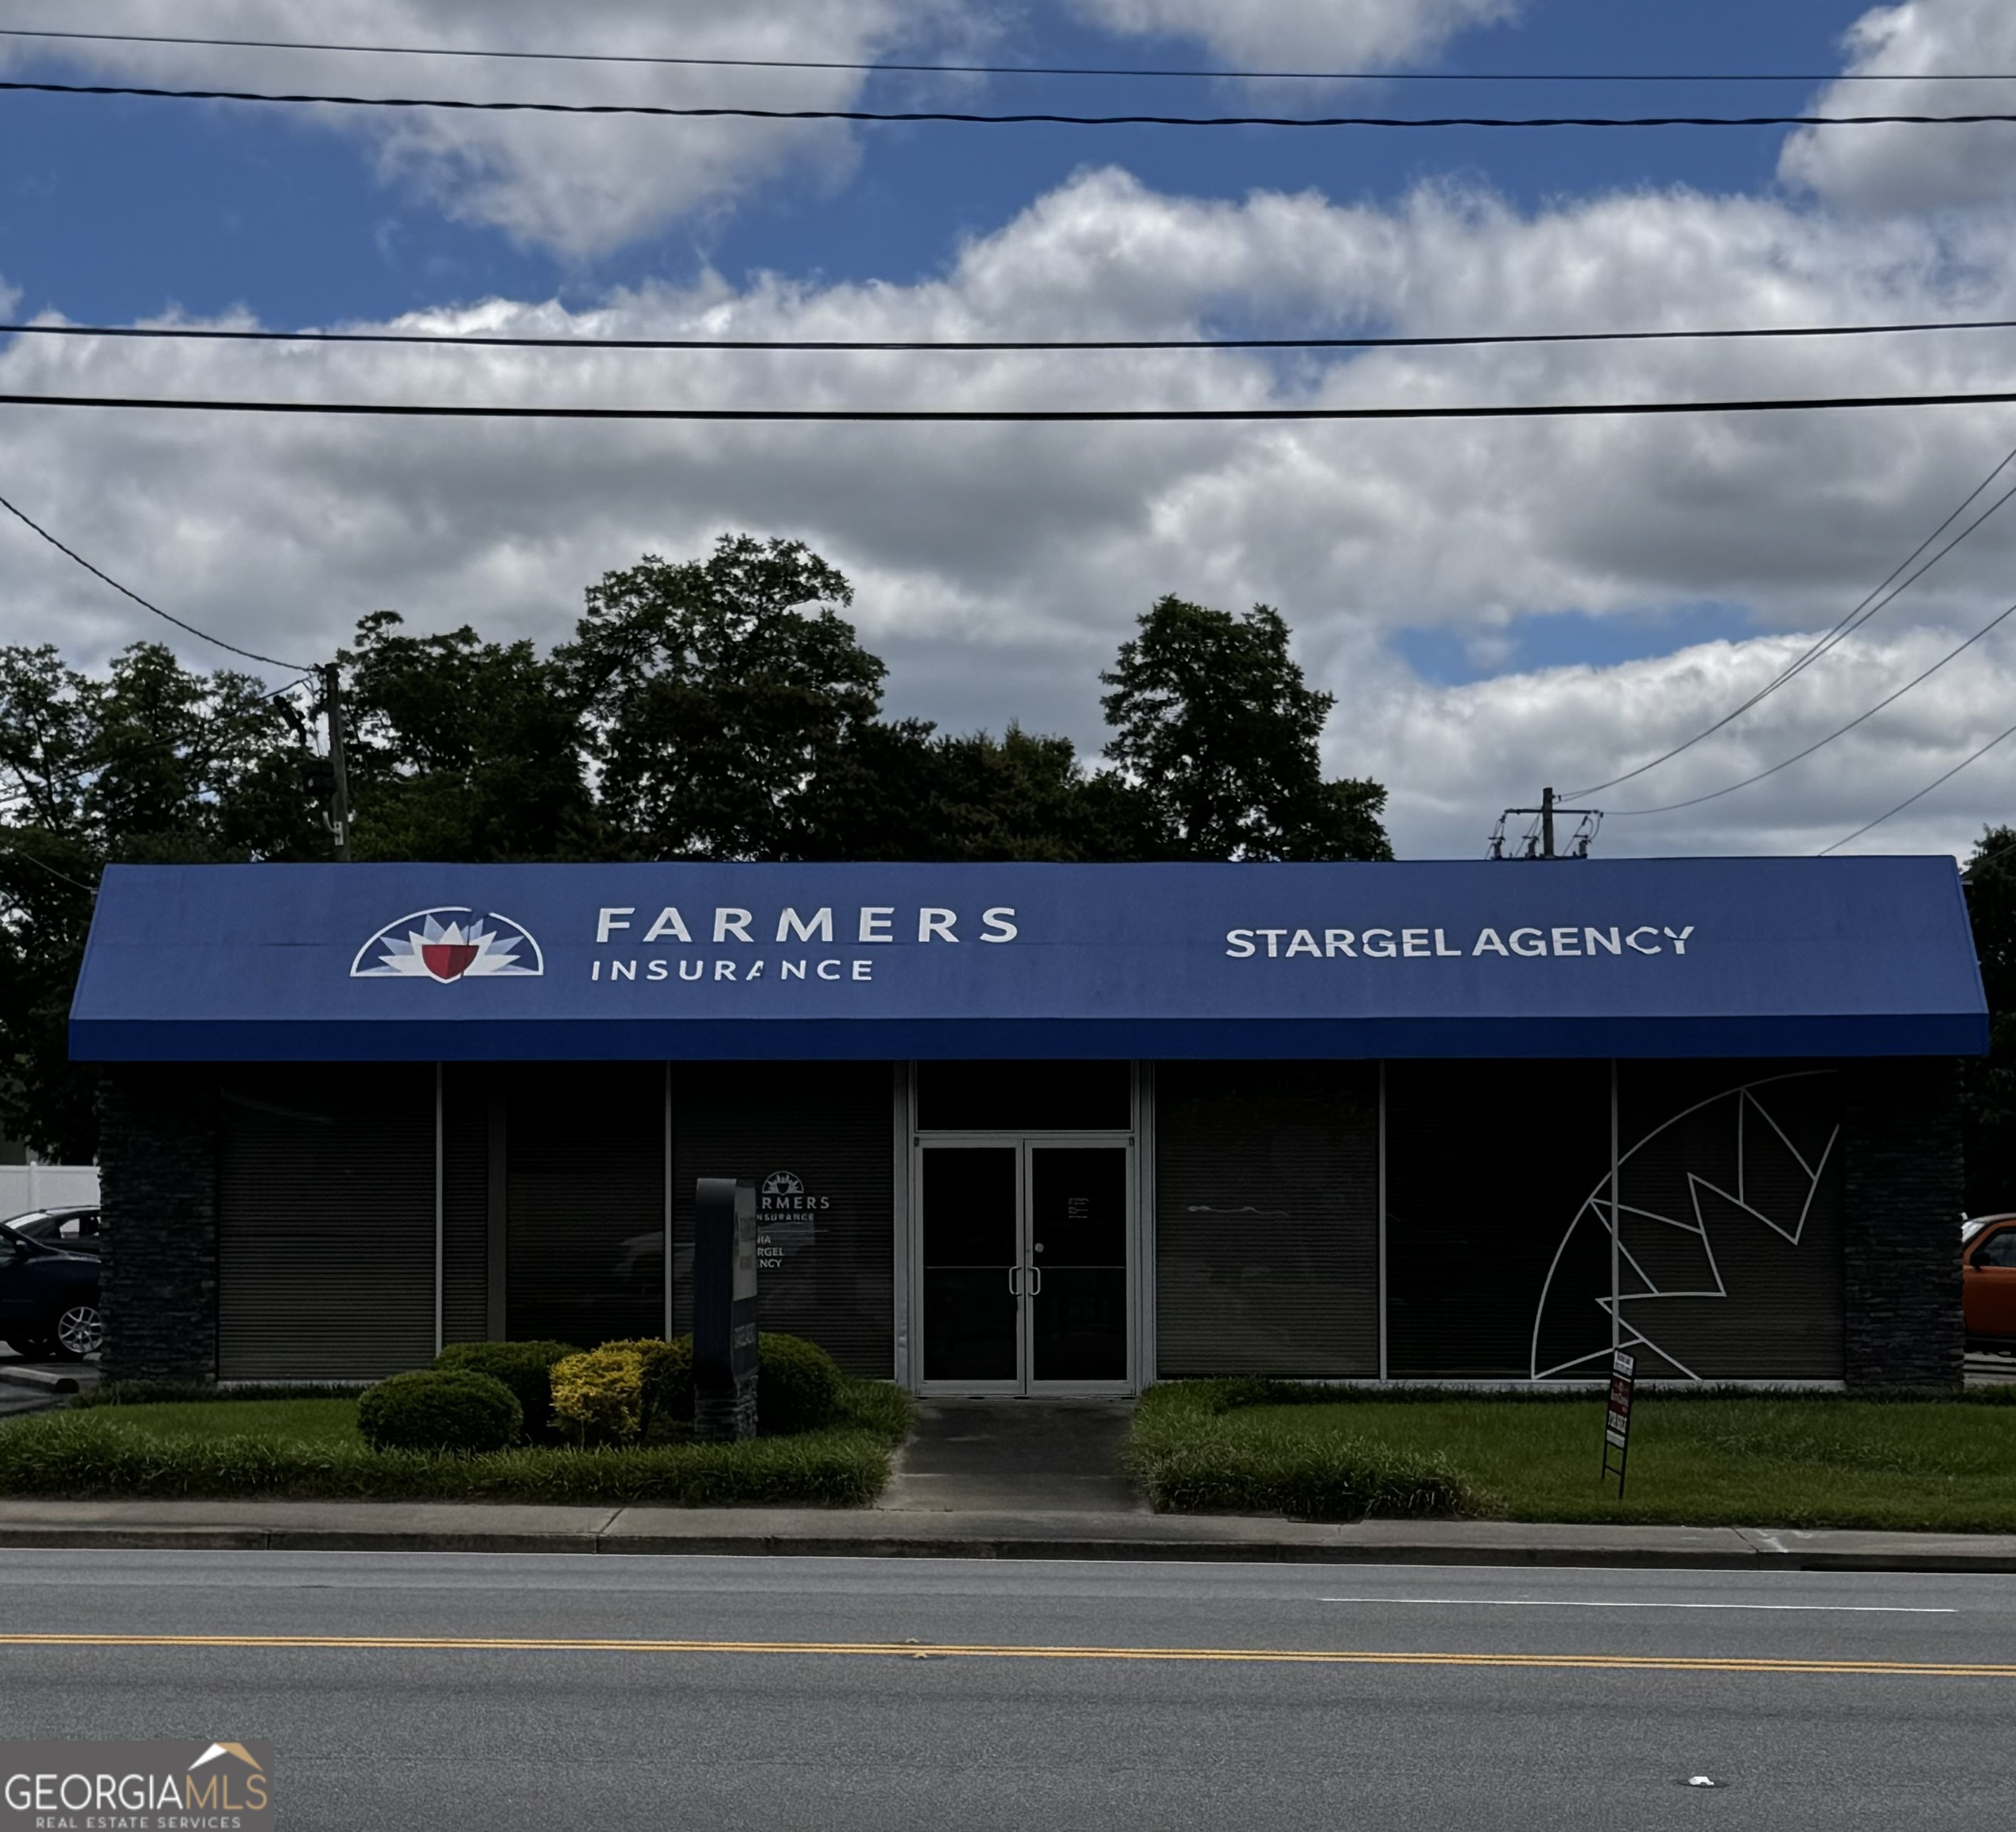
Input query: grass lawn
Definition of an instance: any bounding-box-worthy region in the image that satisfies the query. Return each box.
[1226,1395,2016,1531]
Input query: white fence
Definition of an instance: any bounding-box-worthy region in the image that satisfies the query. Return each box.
[0,1165,99,1218]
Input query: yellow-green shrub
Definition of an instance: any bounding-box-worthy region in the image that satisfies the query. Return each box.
[594,1338,690,1438]
[550,1334,846,1446]
[549,1346,646,1446]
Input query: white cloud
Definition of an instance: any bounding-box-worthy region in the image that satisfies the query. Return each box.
[1064,0,1518,69]
[1368,630,2016,862]
[6,165,2016,860]
[0,0,969,257]
[1781,0,2016,214]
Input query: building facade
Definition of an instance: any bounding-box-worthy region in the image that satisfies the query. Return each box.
[73,858,1986,1391]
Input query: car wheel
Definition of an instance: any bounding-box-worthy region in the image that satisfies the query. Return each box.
[49,1304,103,1361]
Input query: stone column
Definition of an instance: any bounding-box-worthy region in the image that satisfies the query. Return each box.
[692,1365,759,1442]
[1842,1058,1966,1388]
[96,1065,219,1384]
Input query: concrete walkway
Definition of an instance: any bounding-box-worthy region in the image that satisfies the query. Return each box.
[878,1399,1141,1514]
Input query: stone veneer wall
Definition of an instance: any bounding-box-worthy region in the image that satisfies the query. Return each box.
[1842,1057,1966,1388]
[97,1065,219,1384]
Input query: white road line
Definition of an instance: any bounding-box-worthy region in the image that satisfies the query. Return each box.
[1319,1598,1958,1613]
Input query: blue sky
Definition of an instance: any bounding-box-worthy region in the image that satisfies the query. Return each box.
[2,0,2014,861]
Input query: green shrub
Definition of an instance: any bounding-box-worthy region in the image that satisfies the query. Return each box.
[1126,1379,1476,1522]
[643,1337,696,1427]
[1130,1426,1474,1521]
[433,1341,575,1442]
[756,1333,844,1435]
[356,1370,521,1455]
[0,1411,891,1507]
[611,1333,843,1437]
[550,1346,648,1446]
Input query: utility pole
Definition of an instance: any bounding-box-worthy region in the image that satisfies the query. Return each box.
[1490,787,1603,860]
[321,662,352,862]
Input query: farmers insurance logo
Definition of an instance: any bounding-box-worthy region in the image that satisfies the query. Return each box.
[351,906,545,983]
[2,1737,272,1830]
[756,1170,827,1269]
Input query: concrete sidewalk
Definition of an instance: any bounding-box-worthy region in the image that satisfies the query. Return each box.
[0,1497,2011,1570]
[878,1398,1140,1513]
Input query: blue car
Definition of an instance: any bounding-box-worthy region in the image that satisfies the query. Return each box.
[0,1232,103,1360]
[3,1206,101,1256]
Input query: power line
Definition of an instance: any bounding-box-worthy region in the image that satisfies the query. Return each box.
[0,24,2008,84]
[1613,595,2016,816]
[1568,444,2016,798]
[0,487,313,672]
[1963,832,2016,879]
[0,842,99,897]
[7,313,2016,355]
[1820,715,2016,855]
[6,76,2016,128]
[8,386,2016,422]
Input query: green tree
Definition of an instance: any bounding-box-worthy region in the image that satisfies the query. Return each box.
[1099,595,1391,861]
[87,644,323,864]
[343,612,596,861]
[558,536,883,860]
[913,724,1146,861]
[0,831,100,1161]
[0,642,322,1157]
[1962,825,2016,1214]
[807,721,1148,862]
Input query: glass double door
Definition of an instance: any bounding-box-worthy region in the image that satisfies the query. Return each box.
[920,1141,1131,1391]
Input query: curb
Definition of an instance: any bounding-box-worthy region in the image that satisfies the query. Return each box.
[0,1368,79,1394]
[1,1518,2013,1572]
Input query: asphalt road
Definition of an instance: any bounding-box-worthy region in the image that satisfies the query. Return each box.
[0,1551,2010,1831]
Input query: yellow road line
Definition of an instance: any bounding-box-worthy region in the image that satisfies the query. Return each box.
[0,1634,2010,1678]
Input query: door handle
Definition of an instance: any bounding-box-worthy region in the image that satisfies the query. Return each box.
[1008,1266,1022,1296]
[1027,1265,1042,1296]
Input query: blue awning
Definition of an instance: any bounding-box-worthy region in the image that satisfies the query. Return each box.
[68,856,1987,1062]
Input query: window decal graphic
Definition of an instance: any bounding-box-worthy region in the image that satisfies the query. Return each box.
[1530,1072,1839,1381]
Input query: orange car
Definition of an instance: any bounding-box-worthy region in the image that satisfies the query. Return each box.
[1964,1214,2016,1347]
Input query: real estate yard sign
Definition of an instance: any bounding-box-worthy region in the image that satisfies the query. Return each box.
[1602,1349,1637,1497]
